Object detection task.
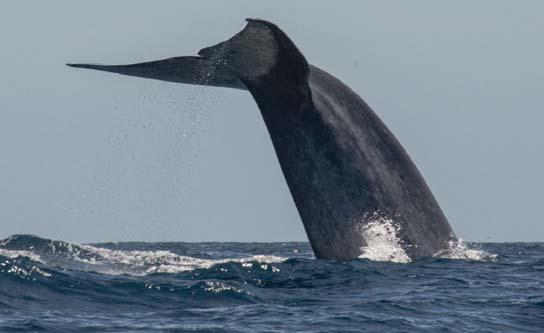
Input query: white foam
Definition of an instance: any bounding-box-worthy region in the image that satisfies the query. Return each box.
[1,236,288,276]
[0,250,51,278]
[434,239,497,261]
[76,245,286,275]
[0,249,43,263]
[357,214,411,263]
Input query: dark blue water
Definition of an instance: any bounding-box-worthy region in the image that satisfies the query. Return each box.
[0,235,542,332]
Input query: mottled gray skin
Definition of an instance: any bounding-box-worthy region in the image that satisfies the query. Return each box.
[68,19,456,260]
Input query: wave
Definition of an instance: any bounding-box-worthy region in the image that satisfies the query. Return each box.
[0,235,539,333]
[0,235,286,276]
[0,233,497,281]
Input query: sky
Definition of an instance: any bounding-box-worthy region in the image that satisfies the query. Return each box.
[0,1,542,243]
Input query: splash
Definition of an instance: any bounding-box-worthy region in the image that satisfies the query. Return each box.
[354,213,497,263]
[357,214,411,263]
[434,239,497,261]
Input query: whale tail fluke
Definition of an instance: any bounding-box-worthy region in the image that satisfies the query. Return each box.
[67,56,246,90]
[67,19,309,98]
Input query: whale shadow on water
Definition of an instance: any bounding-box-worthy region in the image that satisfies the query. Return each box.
[68,19,457,261]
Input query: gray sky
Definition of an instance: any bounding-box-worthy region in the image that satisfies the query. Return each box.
[1,1,542,243]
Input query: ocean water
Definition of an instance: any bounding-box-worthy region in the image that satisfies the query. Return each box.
[0,235,542,332]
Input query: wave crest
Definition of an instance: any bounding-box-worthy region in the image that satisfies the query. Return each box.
[0,235,286,276]
[78,245,285,275]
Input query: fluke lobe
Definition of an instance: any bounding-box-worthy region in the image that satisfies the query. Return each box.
[68,19,457,260]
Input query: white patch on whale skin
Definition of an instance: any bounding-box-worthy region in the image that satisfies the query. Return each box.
[356,213,411,263]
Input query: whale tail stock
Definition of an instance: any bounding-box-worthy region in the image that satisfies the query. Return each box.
[67,19,458,261]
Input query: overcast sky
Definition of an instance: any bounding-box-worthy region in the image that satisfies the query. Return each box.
[1,1,542,243]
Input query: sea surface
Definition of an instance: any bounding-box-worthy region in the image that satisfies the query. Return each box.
[0,234,542,332]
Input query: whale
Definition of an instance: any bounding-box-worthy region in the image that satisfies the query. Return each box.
[68,19,457,260]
